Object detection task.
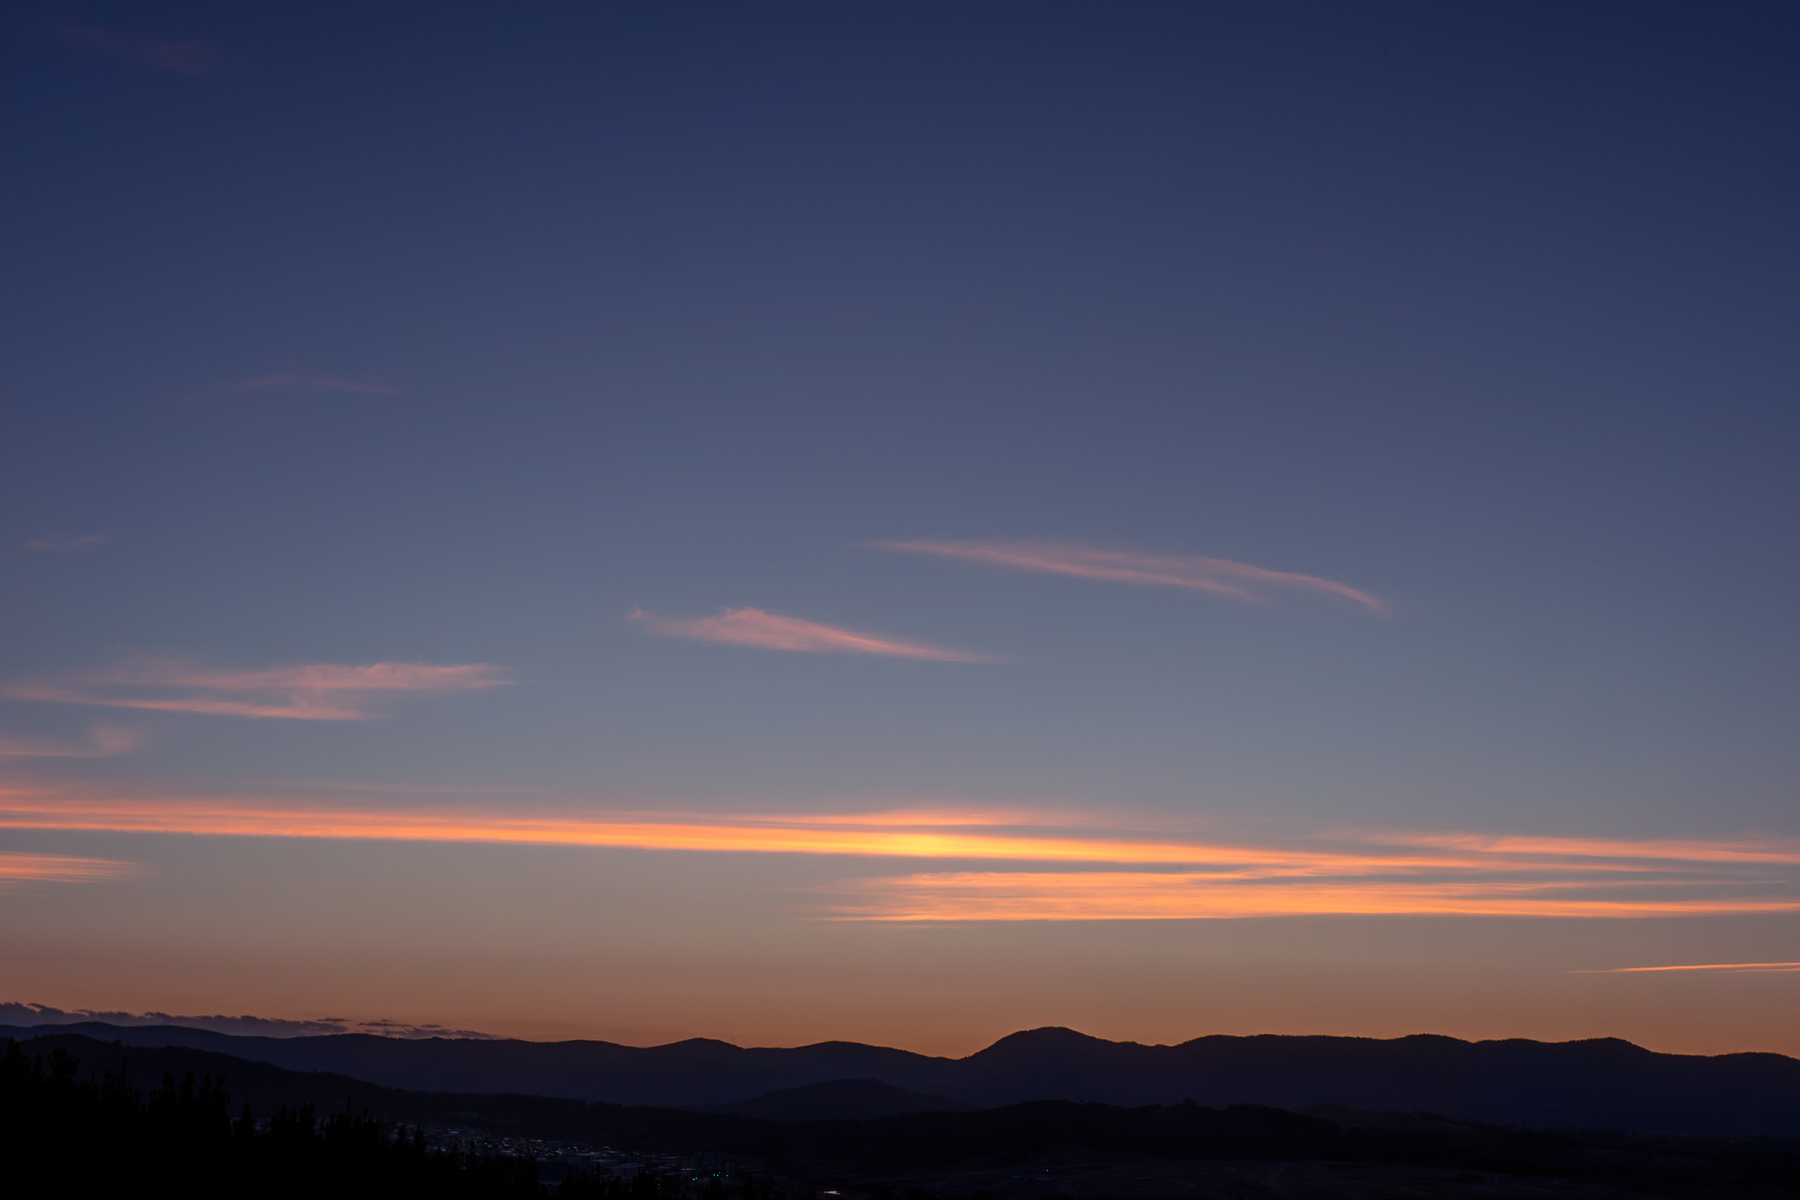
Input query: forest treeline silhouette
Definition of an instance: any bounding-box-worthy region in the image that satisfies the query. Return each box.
[0,1038,727,1198]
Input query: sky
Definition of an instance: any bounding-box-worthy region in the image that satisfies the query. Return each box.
[4,1,1800,1056]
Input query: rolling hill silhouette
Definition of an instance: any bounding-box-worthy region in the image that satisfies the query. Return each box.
[8,1021,1800,1135]
[704,1077,970,1120]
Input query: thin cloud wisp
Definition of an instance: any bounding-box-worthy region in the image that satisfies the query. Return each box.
[1570,961,1800,974]
[0,851,136,890]
[0,658,509,720]
[1385,832,1800,865]
[21,534,110,553]
[58,27,218,75]
[0,727,143,759]
[629,607,996,662]
[875,539,1386,614]
[826,871,1800,921]
[226,373,399,396]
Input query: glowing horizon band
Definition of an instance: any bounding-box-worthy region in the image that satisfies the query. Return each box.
[0,796,1790,873]
[2,790,1793,919]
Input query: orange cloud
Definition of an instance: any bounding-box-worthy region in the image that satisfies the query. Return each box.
[0,851,135,889]
[628,607,996,662]
[0,794,1325,861]
[0,658,508,720]
[874,539,1387,614]
[1381,832,1800,866]
[1571,961,1800,974]
[827,872,1800,921]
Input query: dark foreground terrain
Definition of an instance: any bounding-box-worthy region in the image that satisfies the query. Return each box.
[6,1034,1800,1198]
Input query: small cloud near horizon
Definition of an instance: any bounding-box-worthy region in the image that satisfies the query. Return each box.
[57,27,218,75]
[22,534,110,553]
[1569,961,1800,974]
[0,852,135,890]
[225,373,400,397]
[0,725,143,759]
[629,606,998,662]
[0,1002,499,1040]
[0,657,509,720]
[874,539,1388,614]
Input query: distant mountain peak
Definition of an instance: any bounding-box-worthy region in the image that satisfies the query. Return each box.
[656,1037,745,1053]
[973,1027,1128,1056]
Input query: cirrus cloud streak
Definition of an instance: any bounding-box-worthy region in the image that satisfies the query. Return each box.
[1383,832,1800,865]
[58,27,218,75]
[0,851,136,890]
[0,727,143,759]
[629,606,996,662]
[874,539,1387,614]
[0,658,508,720]
[226,373,399,396]
[21,534,110,553]
[824,871,1800,921]
[1570,961,1800,974]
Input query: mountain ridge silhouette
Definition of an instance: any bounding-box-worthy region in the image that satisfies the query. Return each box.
[5,1021,1798,1135]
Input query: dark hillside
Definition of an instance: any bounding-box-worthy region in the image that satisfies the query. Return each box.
[9,1034,1800,1198]
[704,1078,970,1120]
[0,1022,950,1107]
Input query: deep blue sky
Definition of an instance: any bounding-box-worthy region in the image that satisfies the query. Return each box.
[4,2,1800,1052]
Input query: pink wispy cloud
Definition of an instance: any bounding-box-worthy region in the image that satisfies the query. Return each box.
[0,851,136,890]
[874,539,1387,614]
[0,658,508,720]
[58,27,218,75]
[628,607,997,662]
[0,726,142,759]
[226,373,399,396]
[22,534,110,553]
